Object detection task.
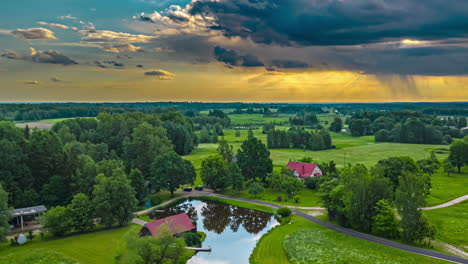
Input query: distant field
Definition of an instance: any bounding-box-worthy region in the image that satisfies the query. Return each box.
[0,225,138,264]
[228,114,292,125]
[40,117,96,125]
[15,121,52,130]
[424,201,468,253]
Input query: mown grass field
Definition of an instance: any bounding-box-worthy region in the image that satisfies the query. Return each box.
[426,167,468,206]
[424,201,468,252]
[228,114,292,125]
[222,187,322,207]
[251,215,448,264]
[0,225,139,264]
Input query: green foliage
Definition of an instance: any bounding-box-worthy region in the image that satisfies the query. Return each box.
[442,158,456,176]
[329,117,343,132]
[67,193,94,232]
[267,127,333,150]
[448,139,468,173]
[150,152,196,196]
[304,176,323,190]
[373,156,420,190]
[281,177,304,201]
[118,227,187,264]
[129,169,146,202]
[93,170,138,228]
[183,232,201,247]
[229,162,244,192]
[162,120,195,155]
[277,207,292,217]
[201,154,229,191]
[248,182,265,198]
[0,250,78,264]
[395,172,429,243]
[237,137,273,182]
[372,200,399,239]
[123,122,172,178]
[41,206,70,236]
[217,140,234,162]
[0,184,10,242]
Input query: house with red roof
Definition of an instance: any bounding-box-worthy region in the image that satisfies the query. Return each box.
[286,161,323,179]
[140,213,195,237]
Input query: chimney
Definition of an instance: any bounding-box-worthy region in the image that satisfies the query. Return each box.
[302,165,305,174]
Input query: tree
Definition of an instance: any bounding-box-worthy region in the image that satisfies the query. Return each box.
[281,177,303,201]
[329,117,343,132]
[129,169,146,203]
[119,226,186,264]
[448,140,468,173]
[414,215,436,244]
[201,155,229,191]
[442,158,456,176]
[417,159,439,175]
[372,199,399,238]
[67,193,94,232]
[235,129,241,139]
[40,175,69,207]
[217,140,234,163]
[375,129,391,142]
[229,162,244,193]
[162,120,194,155]
[248,182,264,198]
[123,122,172,178]
[395,172,428,243]
[373,156,420,190]
[150,152,196,196]
[93,170,138,227]
[41,206,70,236]
[0,185,10,243]
[237,137,273,182]
[247,129,254,139]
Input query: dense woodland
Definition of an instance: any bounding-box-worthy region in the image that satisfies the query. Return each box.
[348,111,467,144]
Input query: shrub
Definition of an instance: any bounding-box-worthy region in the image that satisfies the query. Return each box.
[276,196,282,202]
[27,230,35,241]
[145,193,162,207]
[277,207,292,217]
[41,206,70,236]
[304,176,323,190]
[183,232,201,247]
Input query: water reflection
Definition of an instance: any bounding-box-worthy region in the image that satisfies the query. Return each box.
[150,199,278,264]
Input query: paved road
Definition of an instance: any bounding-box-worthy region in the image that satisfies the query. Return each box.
[420,195,468,211]
[135,191,468,264]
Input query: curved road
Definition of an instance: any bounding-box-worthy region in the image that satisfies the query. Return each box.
[420,195,468,211]
[136,191,468,264]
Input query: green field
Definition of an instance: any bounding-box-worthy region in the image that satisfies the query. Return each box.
[222,187,322,207]
[228,114,292,125]
[424,201,468,253]
[40,117,96,125]
[251,215,448,264]
[0,225,138,264]
[426,167,468,206]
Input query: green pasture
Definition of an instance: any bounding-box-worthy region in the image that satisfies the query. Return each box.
[426,167,468,206]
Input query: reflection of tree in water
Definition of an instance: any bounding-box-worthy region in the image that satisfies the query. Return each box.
[201,201,271,234]
[201,202,232,234]
[148,200,197,221]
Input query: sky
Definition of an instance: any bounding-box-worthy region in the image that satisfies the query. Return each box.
[1,0,468,102]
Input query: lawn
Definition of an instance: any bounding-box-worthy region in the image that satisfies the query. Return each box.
[426,166,468,206]
[424,201,468,252]
[251,215,449,264]
[222,187,322,207]
[0,225,139,264]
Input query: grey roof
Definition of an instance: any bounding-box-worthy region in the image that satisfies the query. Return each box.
[12,205,47,217]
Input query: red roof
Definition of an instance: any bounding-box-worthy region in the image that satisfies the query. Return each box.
[286,161,321,178]
[144,213,195,236]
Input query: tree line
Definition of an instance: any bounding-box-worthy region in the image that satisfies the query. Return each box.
[267,127,334,151]
[348,111,467,144]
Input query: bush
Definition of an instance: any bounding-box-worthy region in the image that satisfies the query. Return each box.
[145,193,162,207]
[304,176,323,190]
[41,206,70,236]
[277,207,292,217]
[183,232,201,247]
[27,230,35,241]
[276,196,282,202]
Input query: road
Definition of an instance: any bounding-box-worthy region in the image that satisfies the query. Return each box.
[135,190,468,264]
[420,195,468,210]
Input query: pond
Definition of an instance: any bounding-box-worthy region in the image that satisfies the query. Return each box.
[149,199,279,264]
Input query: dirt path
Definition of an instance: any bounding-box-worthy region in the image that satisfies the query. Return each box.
[420,195,468,210]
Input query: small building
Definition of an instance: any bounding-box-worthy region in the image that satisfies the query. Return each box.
[286,161,323,179]
[10,205,47,232]
[140,213,195,237]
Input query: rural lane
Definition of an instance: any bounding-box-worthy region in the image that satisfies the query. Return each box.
[420,195,468,210]
[134,191,468,264]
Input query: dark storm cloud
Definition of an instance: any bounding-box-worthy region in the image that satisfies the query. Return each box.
[272,59,308,68]
[214,46,263,67]
[2,48,77,65]
[187,0,468,46]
